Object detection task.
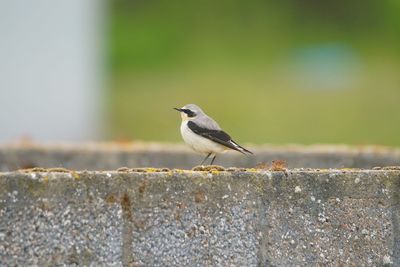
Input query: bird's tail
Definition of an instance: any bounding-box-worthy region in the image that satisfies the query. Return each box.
[231,140,253,155]
[239,145,253,155]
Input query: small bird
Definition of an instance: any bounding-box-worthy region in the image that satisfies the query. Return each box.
[174,104,253,165]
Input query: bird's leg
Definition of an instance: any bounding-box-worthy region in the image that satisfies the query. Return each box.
[200,153,211,165]
[210,155,217,165]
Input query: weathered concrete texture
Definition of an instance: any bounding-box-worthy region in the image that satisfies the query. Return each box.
[1,169,400,266]
[1,143,399,171]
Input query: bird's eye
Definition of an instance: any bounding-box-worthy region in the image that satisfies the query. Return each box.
[182,109,196,117]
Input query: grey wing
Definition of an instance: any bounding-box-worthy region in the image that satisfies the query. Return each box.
[194,114,222,130]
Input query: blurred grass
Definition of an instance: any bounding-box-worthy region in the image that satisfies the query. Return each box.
[107,0,400,146]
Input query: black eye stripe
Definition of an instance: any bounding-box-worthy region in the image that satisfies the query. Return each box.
[182,109,196,117]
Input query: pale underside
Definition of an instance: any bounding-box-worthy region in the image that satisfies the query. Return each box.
[180,121,228,155]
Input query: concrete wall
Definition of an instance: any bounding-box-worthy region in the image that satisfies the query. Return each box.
[1,143,399,171]
[1,168,400,266]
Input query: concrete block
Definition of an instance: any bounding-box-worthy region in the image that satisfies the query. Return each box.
[0,143,399,171]
[1,168,400,266]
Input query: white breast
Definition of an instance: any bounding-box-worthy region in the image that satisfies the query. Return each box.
[180,121,227,155]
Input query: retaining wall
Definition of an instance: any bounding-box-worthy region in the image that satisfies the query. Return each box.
[1,143,399,171]
[1,168,400,266]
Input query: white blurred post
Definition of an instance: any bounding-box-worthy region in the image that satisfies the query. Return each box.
[0,0,105,142]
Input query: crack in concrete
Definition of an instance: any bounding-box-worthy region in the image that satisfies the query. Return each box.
[391,173,400,267]
[120,192,135,267]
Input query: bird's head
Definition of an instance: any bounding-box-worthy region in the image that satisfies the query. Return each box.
[174,104,203,121]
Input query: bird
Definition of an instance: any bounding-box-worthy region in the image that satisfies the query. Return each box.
[174,104,253,165]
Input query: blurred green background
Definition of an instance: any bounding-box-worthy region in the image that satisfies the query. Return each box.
[107,0,400,146]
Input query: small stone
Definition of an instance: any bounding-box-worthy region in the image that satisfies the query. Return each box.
[383,255,392,264]
[361,229,369,235]
[318,213,326,222]
[295,186,302,193]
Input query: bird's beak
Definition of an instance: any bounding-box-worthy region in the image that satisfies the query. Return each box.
[174,108,182,112]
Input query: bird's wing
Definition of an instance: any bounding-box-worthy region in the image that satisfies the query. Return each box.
[187,121,253,154]
[195,114,221,130]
